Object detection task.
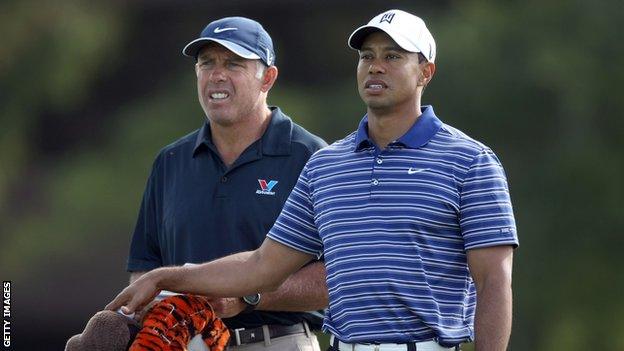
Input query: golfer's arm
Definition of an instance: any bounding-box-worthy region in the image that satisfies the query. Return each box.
[156,238,314,297]
[467,245,514,351]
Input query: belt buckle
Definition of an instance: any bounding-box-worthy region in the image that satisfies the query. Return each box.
[233,327,245,346]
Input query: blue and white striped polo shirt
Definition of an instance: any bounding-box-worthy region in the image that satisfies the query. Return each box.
[267,105,518,346]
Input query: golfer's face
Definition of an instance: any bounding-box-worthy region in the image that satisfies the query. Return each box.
[357,32,423,112]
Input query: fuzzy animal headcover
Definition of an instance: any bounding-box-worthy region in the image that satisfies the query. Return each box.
[65,310,140,351]
[66,294,230,351]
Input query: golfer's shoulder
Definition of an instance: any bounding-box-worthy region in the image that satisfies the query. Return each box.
[436,123,492,160]
[305,131,356,168]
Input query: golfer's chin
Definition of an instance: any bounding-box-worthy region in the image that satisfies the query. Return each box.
[362,96,394,112]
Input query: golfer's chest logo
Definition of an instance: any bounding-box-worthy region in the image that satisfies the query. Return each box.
[256,179,278,196]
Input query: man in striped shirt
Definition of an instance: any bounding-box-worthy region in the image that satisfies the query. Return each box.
[108,9,518,351]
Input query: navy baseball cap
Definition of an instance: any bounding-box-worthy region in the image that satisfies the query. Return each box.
[182,17,275,66]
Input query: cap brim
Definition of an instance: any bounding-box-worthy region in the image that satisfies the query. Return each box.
[348,25,420,54]
[348,26,380,50]
[182,38,261,60]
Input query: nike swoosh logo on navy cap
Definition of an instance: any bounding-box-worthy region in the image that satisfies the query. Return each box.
[214,27,238,33]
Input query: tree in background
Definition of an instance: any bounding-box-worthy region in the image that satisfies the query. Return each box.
[1,0,622,350]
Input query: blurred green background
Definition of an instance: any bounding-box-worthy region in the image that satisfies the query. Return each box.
[1,0,623,350]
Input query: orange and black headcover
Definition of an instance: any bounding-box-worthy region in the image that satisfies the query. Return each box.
[129,294,230,351]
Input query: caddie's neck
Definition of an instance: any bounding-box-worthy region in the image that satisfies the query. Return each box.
[210,102,272,168]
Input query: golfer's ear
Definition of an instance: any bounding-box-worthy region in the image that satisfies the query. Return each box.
[420,62,435,86]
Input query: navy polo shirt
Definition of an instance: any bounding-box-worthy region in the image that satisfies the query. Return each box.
[127,106,327,329]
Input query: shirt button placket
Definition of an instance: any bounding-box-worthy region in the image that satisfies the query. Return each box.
[370,151,381,198]
[215,174,229,198]
[372,155,382,191]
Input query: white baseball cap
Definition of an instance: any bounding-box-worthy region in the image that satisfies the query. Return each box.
[348,9,437,63]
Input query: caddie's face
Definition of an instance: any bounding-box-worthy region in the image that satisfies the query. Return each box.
[195,43,265,126]
[357,31,427,113]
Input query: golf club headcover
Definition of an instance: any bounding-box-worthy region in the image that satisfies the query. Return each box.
[129,294,230,351]
[65,310,140,351]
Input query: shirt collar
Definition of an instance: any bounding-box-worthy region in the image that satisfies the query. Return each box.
[193,106,292,157]
[260,106,293,155]
[354,105,442,151]
[193,122,212,156]
[354,115,373,151]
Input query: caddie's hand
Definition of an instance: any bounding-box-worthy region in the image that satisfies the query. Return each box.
[105,272,161,314]
[206,297,246,318]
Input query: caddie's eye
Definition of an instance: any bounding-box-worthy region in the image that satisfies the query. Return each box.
[227,61,243,68]
[197,60,211,68]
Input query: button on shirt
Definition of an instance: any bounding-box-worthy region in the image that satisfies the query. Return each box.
[127,107,327,329]
[267,106,518,345]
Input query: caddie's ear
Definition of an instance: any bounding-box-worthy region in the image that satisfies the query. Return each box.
[261,65,278,93]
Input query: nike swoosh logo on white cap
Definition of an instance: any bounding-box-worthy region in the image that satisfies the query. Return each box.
[214,27,238,33]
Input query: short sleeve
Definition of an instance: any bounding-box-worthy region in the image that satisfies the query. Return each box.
[460,149,518,250]
[126,155,164,272]
[267,165,323,257]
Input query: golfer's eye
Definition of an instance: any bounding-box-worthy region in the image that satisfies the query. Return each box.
[360,53,373,60]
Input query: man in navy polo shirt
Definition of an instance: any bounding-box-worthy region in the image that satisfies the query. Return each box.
[125,17,328,351]
[108,10,518,351]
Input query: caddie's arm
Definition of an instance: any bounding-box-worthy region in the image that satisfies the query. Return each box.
[253,260,327,312]
[105,238,314,314]
[205,260,328,318]
[129,271,146,284]
[467,245,514,351]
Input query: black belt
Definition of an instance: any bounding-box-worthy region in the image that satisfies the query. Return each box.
[228,322,307,346]
[331,336,461,351]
